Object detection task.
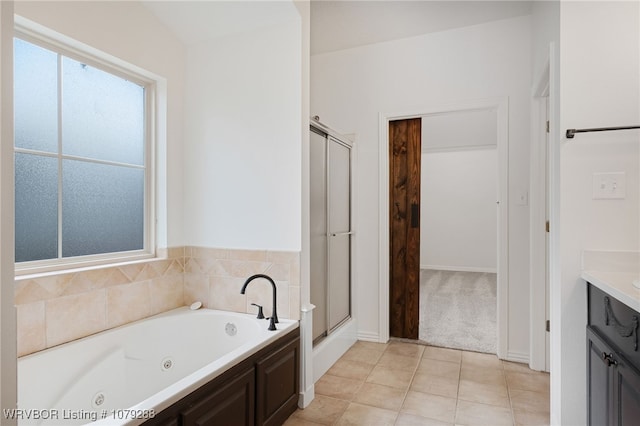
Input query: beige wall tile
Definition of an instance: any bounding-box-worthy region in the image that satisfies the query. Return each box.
[17,302,46,357]
[217,259,270,278]
[15,280,57,305]
[209,276,246,313]
[16,246,302,354]
[46,290,106,347]
[266,250,299,264]
[227,249,267,261]
[103,268,131,288]
[184,273,209,307]
[190,246,228,260]
[106,281,152,328]
[118,264,145,282]
[150,276,184,315]
[265,262,290,281]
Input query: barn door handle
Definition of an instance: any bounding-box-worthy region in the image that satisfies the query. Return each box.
[411,203,419,228]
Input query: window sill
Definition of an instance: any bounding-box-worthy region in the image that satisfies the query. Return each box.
[15,252,158,280]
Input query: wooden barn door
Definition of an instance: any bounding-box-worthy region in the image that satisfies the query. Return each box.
[389,118,421,339]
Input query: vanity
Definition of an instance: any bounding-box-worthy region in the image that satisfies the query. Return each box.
[583,252,640,426]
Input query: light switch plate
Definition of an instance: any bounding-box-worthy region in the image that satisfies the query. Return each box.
[593,172,626,200]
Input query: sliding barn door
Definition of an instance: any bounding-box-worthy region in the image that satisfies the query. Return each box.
[389,118,421,339]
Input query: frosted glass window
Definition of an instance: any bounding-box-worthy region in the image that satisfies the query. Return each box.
[62,57,145,165]
[62,160,144,257]
[14,38,58,153]
[15,153,58,262]
[14,36,150,267]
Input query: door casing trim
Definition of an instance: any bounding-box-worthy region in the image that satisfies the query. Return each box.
[378,97,509,360]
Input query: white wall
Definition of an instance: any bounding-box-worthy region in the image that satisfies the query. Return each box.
[559,2,640,425]
[14,1,187,248]
[311,15,532,357]
[421,149,498,272]
[182,18,302,251]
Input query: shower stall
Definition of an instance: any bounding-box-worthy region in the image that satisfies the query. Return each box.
[309,121,353,346]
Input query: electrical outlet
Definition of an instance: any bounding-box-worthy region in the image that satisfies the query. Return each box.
[593,172,626,200]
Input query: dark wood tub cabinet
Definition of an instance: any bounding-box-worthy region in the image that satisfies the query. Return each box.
[587,284,640,426]
[145,327,300,426]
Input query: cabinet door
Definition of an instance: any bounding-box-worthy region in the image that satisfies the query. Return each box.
[181,368,255,426]
[613,355,640,426]
[587,327,614,426]
[256,337,300,426]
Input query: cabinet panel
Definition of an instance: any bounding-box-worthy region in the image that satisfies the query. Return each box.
[181,367,255,426]
[589,285,640,366]
[587,326,614,426]
[615,357,640,426]
[256,337,300,426]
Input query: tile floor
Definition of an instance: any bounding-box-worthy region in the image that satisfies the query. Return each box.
[284,341,550,426]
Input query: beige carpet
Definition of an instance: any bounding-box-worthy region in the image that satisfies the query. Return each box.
[419,269,497,354]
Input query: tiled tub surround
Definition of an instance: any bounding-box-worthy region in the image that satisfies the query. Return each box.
[15,247,300,357]
[183,247,301,321]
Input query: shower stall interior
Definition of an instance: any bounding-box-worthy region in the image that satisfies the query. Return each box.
[310,121,352,345]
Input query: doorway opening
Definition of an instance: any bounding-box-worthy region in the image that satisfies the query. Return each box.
[418,110,499,354]
[380,98,509,359]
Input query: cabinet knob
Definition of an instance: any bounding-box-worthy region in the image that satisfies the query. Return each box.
[602,352,618,367]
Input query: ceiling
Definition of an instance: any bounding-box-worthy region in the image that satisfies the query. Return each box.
[142,1,300,46]
[311,0,533,55]
[142,1,533,53]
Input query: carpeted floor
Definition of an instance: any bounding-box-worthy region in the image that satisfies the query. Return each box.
[419,269,497,354]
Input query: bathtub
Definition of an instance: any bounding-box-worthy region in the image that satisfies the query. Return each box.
[16,307,299,426]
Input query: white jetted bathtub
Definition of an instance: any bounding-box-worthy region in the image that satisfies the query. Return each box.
[17,307,298,426]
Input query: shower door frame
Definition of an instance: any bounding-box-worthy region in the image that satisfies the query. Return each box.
[378,97,509,360]
[310,122,354,345]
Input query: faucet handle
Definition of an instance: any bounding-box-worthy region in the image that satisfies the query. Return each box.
[266,316,277,331]
[250,303,265,319]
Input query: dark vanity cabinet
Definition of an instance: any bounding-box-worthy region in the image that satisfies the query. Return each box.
[146,328,299,426]
[587,284,640,426]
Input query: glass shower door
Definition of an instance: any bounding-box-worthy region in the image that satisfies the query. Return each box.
[327,137,351,332]
[310,127,352,344]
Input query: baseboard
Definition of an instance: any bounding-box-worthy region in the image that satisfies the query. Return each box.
[357,331,382,343]
[421,265,497,273]
[505,350,530,364]
[298,385,315,408]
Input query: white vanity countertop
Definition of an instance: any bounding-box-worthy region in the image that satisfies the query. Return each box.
[581,250,640,312]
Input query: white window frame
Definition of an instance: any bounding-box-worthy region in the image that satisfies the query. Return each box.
[14,17,157,276]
